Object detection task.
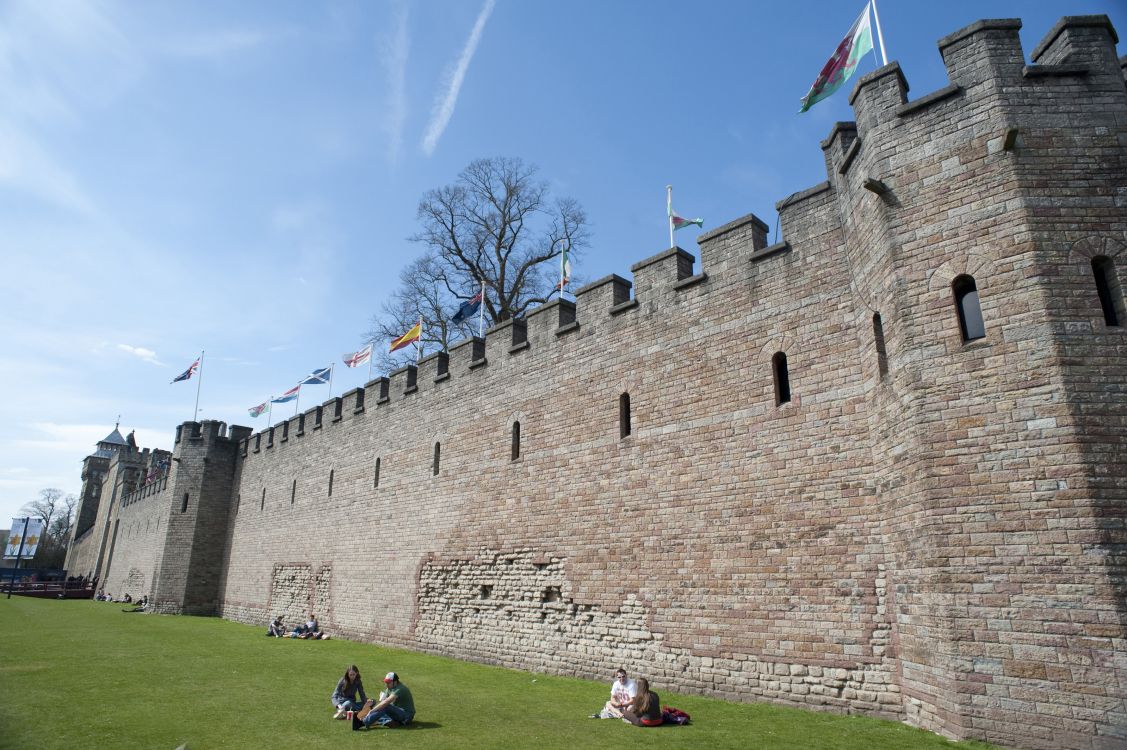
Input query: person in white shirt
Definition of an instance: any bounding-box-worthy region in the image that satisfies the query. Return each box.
[601,668,637,718]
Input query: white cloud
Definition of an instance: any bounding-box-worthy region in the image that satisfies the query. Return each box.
[163,28,291,61]
[421,0,494,156]
[0,120,100,217]
[380,4,410,163]
[116,344,162,365]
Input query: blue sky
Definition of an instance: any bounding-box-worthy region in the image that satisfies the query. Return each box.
[1,0,1124,525]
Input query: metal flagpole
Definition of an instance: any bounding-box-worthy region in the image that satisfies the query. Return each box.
[193,350,205,422]
[477,279,485,338]
[367,345,373,381]
[870,0,888,66]
[6,516,30,599]
[327,364,334,399]
[416,318,423,365]
[667,185,675,249]
[268,397,273,428]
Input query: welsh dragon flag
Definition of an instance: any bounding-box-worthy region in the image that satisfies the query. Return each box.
[799,3,874,113]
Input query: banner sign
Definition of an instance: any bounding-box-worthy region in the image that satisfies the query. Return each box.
[4,518,44,559]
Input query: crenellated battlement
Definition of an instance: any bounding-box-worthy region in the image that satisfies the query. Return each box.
[237,17,1125,461]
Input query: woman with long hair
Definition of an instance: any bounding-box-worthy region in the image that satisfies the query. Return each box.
[622,677,664,727]
[331,665,368,719]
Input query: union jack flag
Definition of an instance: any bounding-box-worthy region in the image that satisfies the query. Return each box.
[171,358,199,383]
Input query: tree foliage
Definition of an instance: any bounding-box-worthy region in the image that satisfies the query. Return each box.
[366,157,588,371]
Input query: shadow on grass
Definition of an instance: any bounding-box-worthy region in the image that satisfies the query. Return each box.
[355,721,442,731]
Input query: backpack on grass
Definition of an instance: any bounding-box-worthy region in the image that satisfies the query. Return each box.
[661,706,690,725]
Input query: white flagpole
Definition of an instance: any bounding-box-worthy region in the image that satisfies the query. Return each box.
[870,0,888,66]
[327,363,334,399]
[667,185,675,249]
[295,384,301,415]
[267,396,273,428]
[193,350,205,422]
[367,345,373,381]
[477,279,485,338]
[416,318,423,365]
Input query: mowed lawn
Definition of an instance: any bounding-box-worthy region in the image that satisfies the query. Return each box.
[0,597,996,750]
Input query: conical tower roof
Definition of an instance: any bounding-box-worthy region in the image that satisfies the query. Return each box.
[93,421,128,458]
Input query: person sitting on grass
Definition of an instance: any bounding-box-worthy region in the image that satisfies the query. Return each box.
[621,678,663,727]
[332,664,368,719]
[267,616,286,637]
[596,668,636,718]
[353,672,414,730]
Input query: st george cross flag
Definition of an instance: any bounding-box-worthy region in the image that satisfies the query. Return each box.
[248,401,270,418]
[451,292,482,325]
[272,385,300,403]
[343,344,372,368]
[4,519,44,559]
[799,3,874,112]
[390,321,422,353]
[300,367,331,385]
[171,358,199,383]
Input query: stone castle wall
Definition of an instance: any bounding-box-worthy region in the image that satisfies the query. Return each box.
[98,478,173,599]
[69,16,1126,750]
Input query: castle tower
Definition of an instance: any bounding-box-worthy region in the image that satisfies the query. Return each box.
[802,15,1126,748]
[66,422,129,576]
[149,421,251,615]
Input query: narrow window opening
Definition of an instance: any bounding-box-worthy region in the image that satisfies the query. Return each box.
[479,585,492,600]
[953,275,986,341]
[374,457,381,488]
[619,393,631,438]
[511,421,521,461]
[433,442,441,476]
[180,493,189,514]
[291,480,296,505]
[328,469,334,496]
[542,586,561,603]
[1093,256,1122,327]
[773,352,791,405]
[260,487,265,511]
[873,313,889,379]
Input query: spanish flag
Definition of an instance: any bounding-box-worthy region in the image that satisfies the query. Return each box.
[390,320,422,353]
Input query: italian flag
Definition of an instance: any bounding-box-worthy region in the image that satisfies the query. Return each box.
[799,3,874,113]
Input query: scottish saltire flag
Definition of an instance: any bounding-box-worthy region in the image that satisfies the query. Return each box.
[171,358,199,383]
[4,519,44,559]
[799,3,874,112]
[451,292,482,325]
[390,321,422,353]
[248,401,270,418]
[300,367,331,385]
[343,344,372,368]
[272,385,300,403]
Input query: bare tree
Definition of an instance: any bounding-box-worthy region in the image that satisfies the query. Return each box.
[366,157,588,370]
[17,488,76,568]
[20,488,63,536]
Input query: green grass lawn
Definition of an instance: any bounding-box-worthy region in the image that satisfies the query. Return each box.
[0,597,996,749]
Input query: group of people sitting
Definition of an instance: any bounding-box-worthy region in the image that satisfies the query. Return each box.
[593,669,668,727]
[267,613,330,639]
[331,666,415,731]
